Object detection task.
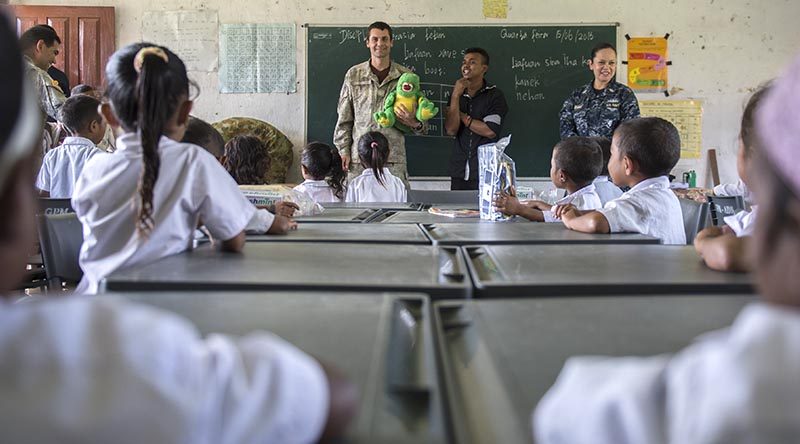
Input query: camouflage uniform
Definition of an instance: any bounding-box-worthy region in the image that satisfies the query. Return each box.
[334,60,425,188]
[212,117,294,184]
[24,56,66,122]
[559,80,640,140]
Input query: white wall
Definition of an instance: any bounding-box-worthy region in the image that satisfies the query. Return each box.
[13,0,800,185]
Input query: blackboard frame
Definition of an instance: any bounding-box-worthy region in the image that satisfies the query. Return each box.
[305,23,619,178]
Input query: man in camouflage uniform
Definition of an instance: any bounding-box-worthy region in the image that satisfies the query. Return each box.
[334,21,426,189]
[559,43,640,140]
[20,25,66,122]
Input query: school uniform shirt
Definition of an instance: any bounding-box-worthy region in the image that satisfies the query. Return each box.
[0,296,329,444]
[36,136,104,198]
[452,80,509,181]
[533,302,800,444]
[72,133,257,294]
[345,168,407,203]
[543,183,602,223]
[597,176,687,245]
[294,179,342,203]
[724,206,758,237]
[714,179,753,206]
[592,175,624,205]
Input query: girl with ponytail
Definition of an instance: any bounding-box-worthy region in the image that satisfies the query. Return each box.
[294,141,347,202]
[345,131,406,202]
[72,43,293,295]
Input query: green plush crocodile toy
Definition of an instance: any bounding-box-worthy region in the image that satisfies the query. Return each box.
[374,72,439,133]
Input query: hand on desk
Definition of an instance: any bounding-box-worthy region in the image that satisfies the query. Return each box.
[268,215,298,234]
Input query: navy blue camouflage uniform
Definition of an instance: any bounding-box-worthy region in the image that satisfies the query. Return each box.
[559,80,640,140]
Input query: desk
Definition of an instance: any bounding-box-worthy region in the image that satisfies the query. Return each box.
[294,208,381,223]
[422,223,659,246]
[321,202,421,210]
[465,244,754,297]
[118,291,447,443]
[103,243,471,299]
[247,223,430,244]
[434,295,753,444]
[377,210,519,224]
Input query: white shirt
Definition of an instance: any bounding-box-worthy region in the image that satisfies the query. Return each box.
[724,206,758,237]
[592,175,624,205]
[543,183,603,223]
[345,168,406,203]
[294,179,342,203]
[598,176,687,245]
[714,179,752,205]
[36,136,104,198]
[72,134,256,294]
[0,296,328,444]
[534,303,800,444]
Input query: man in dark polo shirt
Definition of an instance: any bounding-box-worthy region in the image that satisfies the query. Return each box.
[444,47,508,190]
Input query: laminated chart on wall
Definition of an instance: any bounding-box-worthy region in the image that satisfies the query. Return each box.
[627,37,668,93]
[640,100,703,159]
[142,10,219,72]
[219,23,296,93]
[483,0,508,18]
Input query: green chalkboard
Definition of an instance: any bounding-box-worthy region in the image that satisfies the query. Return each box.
[306,24,617,177]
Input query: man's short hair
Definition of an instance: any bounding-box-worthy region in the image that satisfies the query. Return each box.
[58,94,101,134]
[182,116,225,159]
[554,137,603,184]
[464,47,490,65]
[19,24,61,51]
[367,21,392,40]
[614,117,681,177]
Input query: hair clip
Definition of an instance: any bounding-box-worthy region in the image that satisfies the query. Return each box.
[133,47,169,73]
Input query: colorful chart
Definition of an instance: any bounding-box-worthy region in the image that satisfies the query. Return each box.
[627,37,669,93]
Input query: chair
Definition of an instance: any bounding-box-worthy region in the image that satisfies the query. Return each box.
[38,197,74,215]
[707,195,746,226]
[37,213,84,290]
[408,189,479,205]
[678,198,710,245]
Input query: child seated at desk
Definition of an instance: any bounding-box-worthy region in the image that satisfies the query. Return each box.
[533,51,800,444]
[346,132,406,203]
[0,27,356,442]
[294,141,346,203]
[182,115,225,162]
[694,83,770,272]
[493,137,603,222]
[558,117,686,245]
[36,94,105,198]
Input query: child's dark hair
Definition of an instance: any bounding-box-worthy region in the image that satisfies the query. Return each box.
[357,132,390,187]
[19,24,61,51]
[223,135,268,185]
[740,82,772,157]
[465,47,490,65]
[614,117,680,177]
[589,137,612,176]
[71,84,95,96]
[57,94,101,135]
[554,137,603,185]
[105,43,190,237]
[302,142,346,199]
[590,42,616,59]
[182,116,225,159]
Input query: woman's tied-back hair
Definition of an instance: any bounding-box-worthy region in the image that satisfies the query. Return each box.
[105,43,190,238]
[302,142,345,199]
[223,135,269,185]
[357,131,390,187]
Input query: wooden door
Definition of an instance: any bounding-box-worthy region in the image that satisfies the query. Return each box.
[10,5,115,90]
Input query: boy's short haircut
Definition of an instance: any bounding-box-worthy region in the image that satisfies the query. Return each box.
[554,137,603,184]
[465,47,490,65]
[182,116,225,159]
[589,136,612,176]
[19,24,61,51]
[71,84,95,96]
[614,117,681,177]
[367,21,392,40]
[58,94,101,135]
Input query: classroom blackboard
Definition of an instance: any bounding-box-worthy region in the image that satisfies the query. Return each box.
[306,24,617,177]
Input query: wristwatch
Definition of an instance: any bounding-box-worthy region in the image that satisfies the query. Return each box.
[414,121,424,131]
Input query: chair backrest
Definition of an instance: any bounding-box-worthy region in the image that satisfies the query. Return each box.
[707,195,746,226]
[678,198,710,244]
[408,189,479,204]
[37,213,83,288]
[38,197,74,216]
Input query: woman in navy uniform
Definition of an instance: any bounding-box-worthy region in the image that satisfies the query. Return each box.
[559,43,640,139]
